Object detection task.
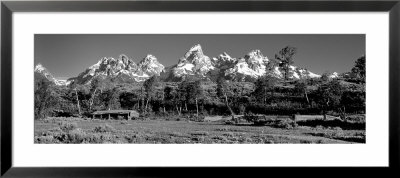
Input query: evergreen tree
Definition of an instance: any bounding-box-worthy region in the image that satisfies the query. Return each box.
[314,80,345,120]
[275,46,297,84]
[320,71,330,82]
[294,80,309,104]
[351,55,366,82]
[102,87,121,110]
[119,91,138,110]
[253,75,277,105]
[164,86,181,115]
[34,76,58,119]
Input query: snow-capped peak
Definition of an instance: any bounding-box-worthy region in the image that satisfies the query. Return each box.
[245,49,269,63]
[34,63,46,72]
[179,44,206,64]
[246,49,262,58]
[188,44,203,54]
[119,54,130,62]
[36,46,329,84]
[225,50,270,80]
[34,63,69,86]
[173,44,214,77]
[68,54,165,85]
[291,66,321,79]
[139,54,165,76]
[34,63,52,79]
[140,54,157,63]
[88,58,103,70]
[34,63,53,78]
[219,52,235,61]
[212,52,237,71]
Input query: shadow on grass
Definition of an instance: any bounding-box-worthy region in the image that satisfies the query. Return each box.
[297,119,365,130]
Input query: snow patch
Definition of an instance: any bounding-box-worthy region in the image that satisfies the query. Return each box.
[329,72,339,78]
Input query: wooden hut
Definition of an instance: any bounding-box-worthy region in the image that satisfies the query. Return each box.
[92,110,139,120]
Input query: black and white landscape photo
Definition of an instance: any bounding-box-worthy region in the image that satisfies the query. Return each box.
[34,34,366,144]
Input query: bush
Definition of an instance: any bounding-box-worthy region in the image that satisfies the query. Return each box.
[313,127,345,139]
[300,140,313,144]
[140,112,152,118]
[346,114,365,123]
[273,119,296,129]
[223,132,235,137]
[297,119,365,130]
[315,125,324,130]
[58,122,78,132]
[67,128,87,143]
[195,115,205,122]
[331,127,344,137]
[190,131,209,136]
[240,137,253,143]
[93,124,115,133]
[192,136,205,142]
[224,120,235,125]
[35,125,120,144]
[212,135,229,143]
[84,133,114,143]
[34,135,59,144]
[246,102,321,116]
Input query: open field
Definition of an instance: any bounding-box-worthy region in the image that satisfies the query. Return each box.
[34,116,365,144]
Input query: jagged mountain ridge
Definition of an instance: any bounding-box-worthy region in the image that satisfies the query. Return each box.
[35,44,336,86]
[66,54,165,85]
[168,44,321,82]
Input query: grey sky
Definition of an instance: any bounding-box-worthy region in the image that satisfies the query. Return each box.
[35,34,365,80]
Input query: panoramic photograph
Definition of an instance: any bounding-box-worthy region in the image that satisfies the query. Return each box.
[34,34,366,144]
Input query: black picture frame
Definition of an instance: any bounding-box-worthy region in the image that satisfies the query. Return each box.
[1,0,399,177]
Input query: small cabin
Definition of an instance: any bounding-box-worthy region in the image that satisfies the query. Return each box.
[92,110,139,120]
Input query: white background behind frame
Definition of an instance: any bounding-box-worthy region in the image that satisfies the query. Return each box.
[12,12,388,167]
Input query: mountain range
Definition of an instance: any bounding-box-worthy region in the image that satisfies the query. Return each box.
[35,44,336,86]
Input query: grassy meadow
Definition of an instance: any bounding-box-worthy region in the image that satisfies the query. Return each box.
[34,115,365,144]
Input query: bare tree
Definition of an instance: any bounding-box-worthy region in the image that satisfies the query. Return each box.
[216,77,236,121]
[143,76,159,112]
